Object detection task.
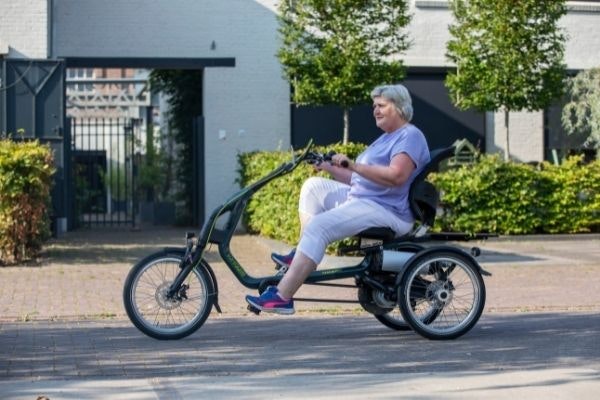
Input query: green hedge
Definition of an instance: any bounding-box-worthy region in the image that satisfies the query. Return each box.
[0,139,55,265]
[238,147,600,244]
[431,155,600,234]
[238,143,366,247]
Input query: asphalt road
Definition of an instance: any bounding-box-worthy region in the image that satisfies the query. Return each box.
[1,311,599,399]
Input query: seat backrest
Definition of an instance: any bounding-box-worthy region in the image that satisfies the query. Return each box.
[408,146,455,227]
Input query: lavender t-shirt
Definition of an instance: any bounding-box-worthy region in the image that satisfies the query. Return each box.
[348,124,430,223]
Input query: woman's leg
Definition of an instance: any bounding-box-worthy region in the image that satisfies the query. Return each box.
[276,252,317,299]
[277,199,413,299]
[297,177,350,235]
[271,177,349,266]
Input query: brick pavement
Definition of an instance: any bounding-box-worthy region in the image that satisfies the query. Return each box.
[0,228,599,322]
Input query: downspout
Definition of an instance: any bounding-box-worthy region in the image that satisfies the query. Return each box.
[47,0,53,59]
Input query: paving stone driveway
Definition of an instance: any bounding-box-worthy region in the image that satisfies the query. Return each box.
[0,228,599,321]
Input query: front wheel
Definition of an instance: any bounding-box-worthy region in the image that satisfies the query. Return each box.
[123,251,214,340]
[398,251,486,340]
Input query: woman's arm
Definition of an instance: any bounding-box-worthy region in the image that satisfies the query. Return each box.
[316,161,353,184]
[333,152,415,187]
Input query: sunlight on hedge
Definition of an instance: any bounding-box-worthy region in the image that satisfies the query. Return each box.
[0,138,55,264]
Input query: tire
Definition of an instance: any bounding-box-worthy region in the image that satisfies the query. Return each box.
[123,251,214,340]
[357,285,411,331]
[375,308,411,331]
[398,251,485,340]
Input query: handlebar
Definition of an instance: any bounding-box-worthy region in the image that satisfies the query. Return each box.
[305,150,349,168]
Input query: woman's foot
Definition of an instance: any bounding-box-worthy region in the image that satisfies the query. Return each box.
[245,286,295,315]
[271,248,296,269]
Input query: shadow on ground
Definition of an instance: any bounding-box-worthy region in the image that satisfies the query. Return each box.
[1,312,599,379]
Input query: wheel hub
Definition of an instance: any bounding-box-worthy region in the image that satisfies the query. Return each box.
[426,280,453,305]
[155,282,182,310]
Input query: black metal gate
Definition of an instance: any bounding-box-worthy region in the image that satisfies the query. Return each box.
[69,117,140,227]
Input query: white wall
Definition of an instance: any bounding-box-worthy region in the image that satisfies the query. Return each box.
[0,0,48,58]
[404,1,454,67]
[51,0,290,220]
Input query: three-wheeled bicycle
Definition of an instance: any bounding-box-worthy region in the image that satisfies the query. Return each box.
[123,140,492,341]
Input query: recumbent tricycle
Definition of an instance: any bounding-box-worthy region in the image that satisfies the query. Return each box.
[123,140,492,340]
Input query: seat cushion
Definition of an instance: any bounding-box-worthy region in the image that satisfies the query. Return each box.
[356,227,396,241]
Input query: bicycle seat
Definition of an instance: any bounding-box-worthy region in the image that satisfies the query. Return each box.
[356,145,455,242]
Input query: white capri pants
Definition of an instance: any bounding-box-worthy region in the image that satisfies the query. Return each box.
[296,177,413,265]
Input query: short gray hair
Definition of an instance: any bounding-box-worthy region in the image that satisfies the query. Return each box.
[370,84,413,122]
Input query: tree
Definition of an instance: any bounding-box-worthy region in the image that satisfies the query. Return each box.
[562,68,600,156]
[446,0,567,160]
[277,0,411,144]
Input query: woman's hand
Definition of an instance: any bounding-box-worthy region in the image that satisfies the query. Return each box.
[316,154,353,184]
[331,153,353,169]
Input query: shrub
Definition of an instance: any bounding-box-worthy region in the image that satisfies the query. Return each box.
[538,156,600,233]
[431,155,600,234]
[0,138,55,264]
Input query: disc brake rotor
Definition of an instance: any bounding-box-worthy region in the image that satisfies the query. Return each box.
[155,282,182,310]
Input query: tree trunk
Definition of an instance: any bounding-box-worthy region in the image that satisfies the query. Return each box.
[503,108,510,161]
[343,108,350,144]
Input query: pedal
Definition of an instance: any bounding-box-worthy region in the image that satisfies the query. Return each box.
[247,304,261,315]
[274,262,287,270]
[275,265,288,276]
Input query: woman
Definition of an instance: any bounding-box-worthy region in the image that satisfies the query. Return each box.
[246,83,430,314]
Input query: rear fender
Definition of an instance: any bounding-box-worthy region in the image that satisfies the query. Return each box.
[395,245,491,287]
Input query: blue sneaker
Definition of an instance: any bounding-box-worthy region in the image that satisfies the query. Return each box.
[246,286,295,315]
[271,248,296,269]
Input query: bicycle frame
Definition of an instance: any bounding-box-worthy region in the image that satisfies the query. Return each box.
[166,141,377,302]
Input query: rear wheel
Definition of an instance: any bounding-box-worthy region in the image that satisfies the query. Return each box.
[375,308,411,331]
[123,252,214,340]
[398,251,485,340]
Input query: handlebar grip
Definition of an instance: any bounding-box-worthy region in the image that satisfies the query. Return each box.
[324,151,349,168]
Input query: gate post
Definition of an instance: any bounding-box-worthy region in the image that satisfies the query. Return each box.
[192,115,204,227]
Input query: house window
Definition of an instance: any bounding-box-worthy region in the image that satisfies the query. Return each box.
[67,68,94,92]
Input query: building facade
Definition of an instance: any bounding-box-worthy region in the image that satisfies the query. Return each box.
[1,0,599,225]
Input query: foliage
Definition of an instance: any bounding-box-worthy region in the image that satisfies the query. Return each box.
[239,147,599,243]
[238,142,366,250]
[136,125,169,202]
[562,67,600,155]
[0,138,55,264]
[537,156,600,233]
[431,155,600,234]
[149,70,202,223]
[277,0,411,143]
[446,0,567,160]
